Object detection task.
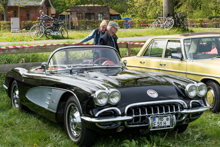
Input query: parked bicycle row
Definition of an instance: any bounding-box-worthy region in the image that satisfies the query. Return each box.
[150,11,187,30]
[29,10,68,39]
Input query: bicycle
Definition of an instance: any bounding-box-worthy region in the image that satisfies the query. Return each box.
[174,11,187,29]
[150,13,174,30]
[29,10,68,39]
[45,18,68,39]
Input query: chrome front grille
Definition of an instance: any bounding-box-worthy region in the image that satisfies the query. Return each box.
[125,102,185,127]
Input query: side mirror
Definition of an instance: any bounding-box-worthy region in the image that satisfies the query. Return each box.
[41,62,48,71]
[171,53,182,60]
[122,60,127,67]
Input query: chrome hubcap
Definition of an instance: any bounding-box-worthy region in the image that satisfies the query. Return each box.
[69,104,82,138]
[205,86,215,108]
[12,84,20,108]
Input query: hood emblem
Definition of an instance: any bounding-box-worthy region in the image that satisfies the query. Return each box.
[147,89,158,98]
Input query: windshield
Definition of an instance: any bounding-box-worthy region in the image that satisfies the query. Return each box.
[48,47,122,71]
[184,37,220,60]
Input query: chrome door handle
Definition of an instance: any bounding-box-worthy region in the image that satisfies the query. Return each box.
[140,61,145,64]
[160,63,166,66]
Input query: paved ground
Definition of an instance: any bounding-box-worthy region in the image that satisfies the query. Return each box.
[0,36,153,46]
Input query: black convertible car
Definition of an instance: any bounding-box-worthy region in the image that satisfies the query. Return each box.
[3,46,209,146]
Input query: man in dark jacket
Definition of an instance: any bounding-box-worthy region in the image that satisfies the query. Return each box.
[76,20,107,45]
[99,21,120,56]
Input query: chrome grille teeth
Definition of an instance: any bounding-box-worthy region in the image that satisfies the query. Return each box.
[178,105,181,112]
[138,108,141,123]
[168,105,171,113]
[157,106,160,114]
[162,106,165,114]
[145,107,148,115]
[126,103,184,126]
[151,107,154,115]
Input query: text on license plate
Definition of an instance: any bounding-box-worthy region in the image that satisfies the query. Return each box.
[152,116,171,127]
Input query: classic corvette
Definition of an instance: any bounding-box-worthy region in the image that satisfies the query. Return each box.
[122,32,220,113]
[3,46,209,146]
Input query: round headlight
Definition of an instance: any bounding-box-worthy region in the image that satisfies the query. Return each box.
[185,84,197,98]
[94,91,108,106]
[109,90,121,105]
[197,83,207,97]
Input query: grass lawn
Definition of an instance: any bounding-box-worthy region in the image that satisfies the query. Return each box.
[0,79,219,146]
[1,27,220,146]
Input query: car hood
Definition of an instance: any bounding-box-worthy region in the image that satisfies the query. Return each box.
[51,69,193,103]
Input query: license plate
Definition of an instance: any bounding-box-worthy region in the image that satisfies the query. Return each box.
[152,115,171,128]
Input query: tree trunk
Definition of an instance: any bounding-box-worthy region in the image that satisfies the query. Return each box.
[163,0,174,17]
[3,4,8,21]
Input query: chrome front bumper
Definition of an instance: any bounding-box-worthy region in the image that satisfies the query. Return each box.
[81,106,209,124]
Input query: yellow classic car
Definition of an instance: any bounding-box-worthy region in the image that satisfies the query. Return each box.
[123,32,220,113]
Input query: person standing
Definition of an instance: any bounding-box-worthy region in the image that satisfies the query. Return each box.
[99,21,120,56]
[76,20,107,45]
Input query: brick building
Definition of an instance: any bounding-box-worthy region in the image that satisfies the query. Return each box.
[0,0,55,21]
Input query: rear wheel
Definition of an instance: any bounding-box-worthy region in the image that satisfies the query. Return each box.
[64,96,97,146]
[150,20,158,28]
[204,81,220,113]
[60,26,68,38]
[29,24,44,39]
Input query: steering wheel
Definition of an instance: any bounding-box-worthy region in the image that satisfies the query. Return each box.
[93,57,111,65]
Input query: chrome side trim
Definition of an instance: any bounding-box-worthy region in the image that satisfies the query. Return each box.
[125,100,188,114]
[3,84,8,90]
[95,107,121,117]
[127,65,186,74]
[81,116,133,123]
[127,65,220,79]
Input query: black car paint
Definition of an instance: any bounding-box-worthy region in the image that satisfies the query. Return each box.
[5,65,196,122]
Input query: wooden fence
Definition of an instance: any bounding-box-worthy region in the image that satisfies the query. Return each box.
[0,42,144,73]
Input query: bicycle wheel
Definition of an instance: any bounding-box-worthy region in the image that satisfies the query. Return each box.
[164,18,174,30]
[150,20,158,28]
[60,26,68,38]
[29,24,44,39]
[45,28,53,39]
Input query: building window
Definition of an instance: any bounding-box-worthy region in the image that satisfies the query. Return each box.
[1,13,4,21]
[85,13,94,20]
[27,11,30,20]
[77,13,82,20]
[98,13,103,20]
[14,11,17,17]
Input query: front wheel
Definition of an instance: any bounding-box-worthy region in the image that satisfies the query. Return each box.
[150,20,158,28]
[10,80,21,108]
[164,18,174,30]
[204,81,220,113]
[45,28,53,39]
[60,26,68,38]
[29,24,44,39]
[64,96,97,146]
